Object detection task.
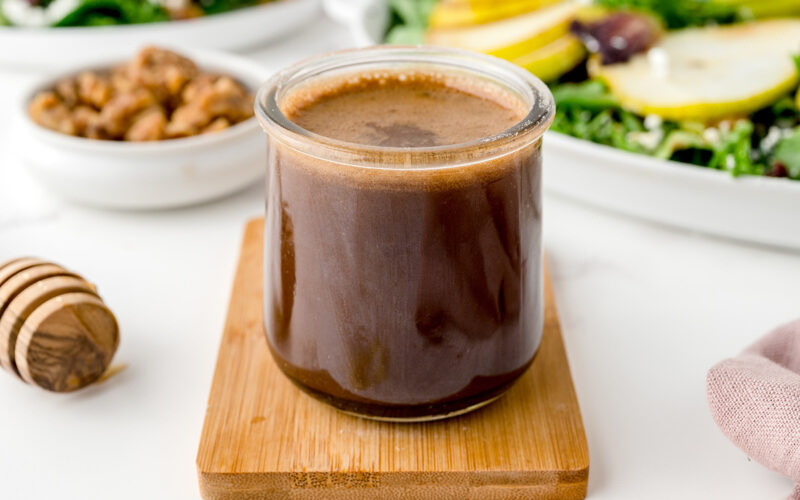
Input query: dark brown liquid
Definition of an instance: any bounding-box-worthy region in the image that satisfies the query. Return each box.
[286,73,524,146]
[265,72,543,419]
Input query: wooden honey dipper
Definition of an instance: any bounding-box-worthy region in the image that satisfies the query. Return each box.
[0,257,119,392]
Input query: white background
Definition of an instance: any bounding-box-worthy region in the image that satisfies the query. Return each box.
[1,12,798,500]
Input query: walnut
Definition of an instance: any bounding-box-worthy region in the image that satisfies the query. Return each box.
[100,89,157,138]
[28,92,76,135]
[181,73,217,103]
[71,106,105,139]
[128,46,198,101]
[77,72,112,109]
[165,103,209,138]
[203,76,254,123]
[125,107,167,142]
[54,78,79,108]
[202,117,231,134]
[110,64,136,94]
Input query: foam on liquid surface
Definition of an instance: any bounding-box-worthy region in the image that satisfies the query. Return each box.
[281,70,528,148]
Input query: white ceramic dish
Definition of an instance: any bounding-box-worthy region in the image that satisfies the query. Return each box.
[332,0,800,249]
[0,0,320,69]
[544,134,800,249]
[18,48,271,210]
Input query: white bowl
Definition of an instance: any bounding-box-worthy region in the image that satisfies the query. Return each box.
[0,0,321,69]
[544,133,800,250]
[18,48,271,210]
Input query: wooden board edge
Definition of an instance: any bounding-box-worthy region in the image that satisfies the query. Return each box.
[196,217,264,472]
[199,469,588,500]
[543,263,591,475]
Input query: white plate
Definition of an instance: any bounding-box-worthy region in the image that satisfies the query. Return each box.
[0,0,320,69]
[544,133,800,249]
[17,48,271,210]
[333,0,800,249]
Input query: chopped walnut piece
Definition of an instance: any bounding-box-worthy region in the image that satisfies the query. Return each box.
[125,107,167,142]
[165,103,209,137]
[204,76,254,123]
[111,64,136,94]
[128,46,198,101]
[72,106,105,139]
[100,89,157,138]
[181,73,217,103]
[77,72,113,109]
[55,78,79,107]
[202,117,231,134]
[28,91,76,135]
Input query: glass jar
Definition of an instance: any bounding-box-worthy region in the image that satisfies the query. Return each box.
[255,46,554,421]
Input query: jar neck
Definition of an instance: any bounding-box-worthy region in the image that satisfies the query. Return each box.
[255,46,554,170]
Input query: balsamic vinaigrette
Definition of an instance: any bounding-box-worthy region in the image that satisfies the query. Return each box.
[264,70,545,420]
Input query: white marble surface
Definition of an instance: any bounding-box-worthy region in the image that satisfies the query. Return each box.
[1,13,798,500]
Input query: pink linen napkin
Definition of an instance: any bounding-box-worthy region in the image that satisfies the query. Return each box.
[707,319,800,499]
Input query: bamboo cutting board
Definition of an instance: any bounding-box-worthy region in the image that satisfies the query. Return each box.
[197,218,589,500]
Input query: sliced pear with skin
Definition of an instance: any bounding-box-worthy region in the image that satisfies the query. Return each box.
[427,0,580,60]
[590,19,800,122]
[429,0,565,29]
[512,35,586,82]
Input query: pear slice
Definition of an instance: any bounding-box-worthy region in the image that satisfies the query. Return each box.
[428,0,565,29]
[427,0,580,60]
[590,19,800,122]
[511,34,586,82]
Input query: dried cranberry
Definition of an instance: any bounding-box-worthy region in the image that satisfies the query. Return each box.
[769,163,788,177]
[570,12,661,65]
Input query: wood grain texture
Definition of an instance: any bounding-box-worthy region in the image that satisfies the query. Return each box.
[0,275,98,375]
[0,258,46,288]
[0,263,76,318]
[196,218,589,500]
[15,292,118,392]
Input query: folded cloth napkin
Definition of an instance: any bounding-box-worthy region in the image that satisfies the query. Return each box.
[707,319,800,499]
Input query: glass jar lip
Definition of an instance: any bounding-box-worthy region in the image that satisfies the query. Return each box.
[255,46,554,167]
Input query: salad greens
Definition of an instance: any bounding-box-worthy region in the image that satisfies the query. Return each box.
[552,79,800,178]
[0,0,271,27]
[385,0,800,180]
[385,0,437,44]
[54,0,169,27]
[197,0,260,16]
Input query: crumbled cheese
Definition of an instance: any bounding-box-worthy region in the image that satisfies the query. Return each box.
[703,127,721,145]
[725,154,736,170]
[647,47,669,79]
[760,125,794,153]
[643,114,662,131]
[628,129,664,151]
[3,0,80,27]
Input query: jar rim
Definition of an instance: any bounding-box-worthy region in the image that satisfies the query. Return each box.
[255,46,555,169]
